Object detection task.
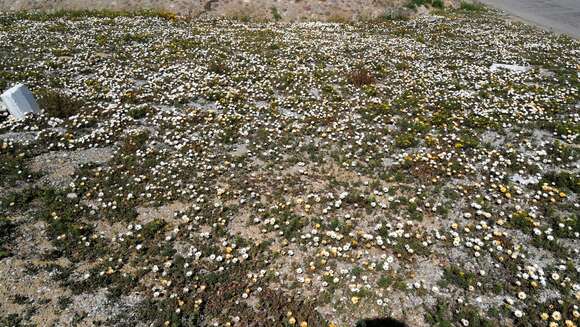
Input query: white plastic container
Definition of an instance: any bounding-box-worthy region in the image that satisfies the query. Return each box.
[1,84,40,120]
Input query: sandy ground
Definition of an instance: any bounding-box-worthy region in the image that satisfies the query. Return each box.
[0,0,410,21]
[479,0,580,38]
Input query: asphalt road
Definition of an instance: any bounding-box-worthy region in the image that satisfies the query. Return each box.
[479,0,580,39]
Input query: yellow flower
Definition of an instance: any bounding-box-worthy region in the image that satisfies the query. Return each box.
[288,317,296,325]
[541,313,549,320]
[351,296,360,304]
[300,322,308,327]
[559,192,566,198]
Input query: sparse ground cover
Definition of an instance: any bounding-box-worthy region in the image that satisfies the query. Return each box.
[0,7,578,327]
[0,0,409,22]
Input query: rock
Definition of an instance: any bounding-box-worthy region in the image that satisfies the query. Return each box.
[540,68,556,78]
[510,174,539,186]
[489,63,531,73]
[1,84,40,120]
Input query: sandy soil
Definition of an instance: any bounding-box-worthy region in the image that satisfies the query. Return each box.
[0,0,412,21]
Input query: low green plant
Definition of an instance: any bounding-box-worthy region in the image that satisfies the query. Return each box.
[439,265,476,289]
[510,211,534,233]
[395,133,419,148]
[127,106,151,119]
[35,88,85,118]
[541,171,579,193]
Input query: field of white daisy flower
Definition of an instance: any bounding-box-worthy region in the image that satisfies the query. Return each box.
[0,5,578,327]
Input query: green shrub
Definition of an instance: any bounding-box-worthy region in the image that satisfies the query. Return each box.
[395,133,419,148]
[377,275,393,288]
[460,1,486,11]
[270,7,282,21]
[127,106,151,119]
[142,219,166,239]
[122,33,150,44]
[510,211,534,233]
[382,9,409,21]
[541,171,579,193]
[440,265,476,289]
[432,0,444,9]
[407,0,445,9]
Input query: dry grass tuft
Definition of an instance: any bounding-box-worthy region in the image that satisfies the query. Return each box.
[347,68,376,87]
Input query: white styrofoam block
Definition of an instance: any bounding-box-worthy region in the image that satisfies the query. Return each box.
[1,84,40,120]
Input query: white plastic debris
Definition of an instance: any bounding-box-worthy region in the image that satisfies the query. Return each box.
[1,84,40,120]
[489,63,531,73]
